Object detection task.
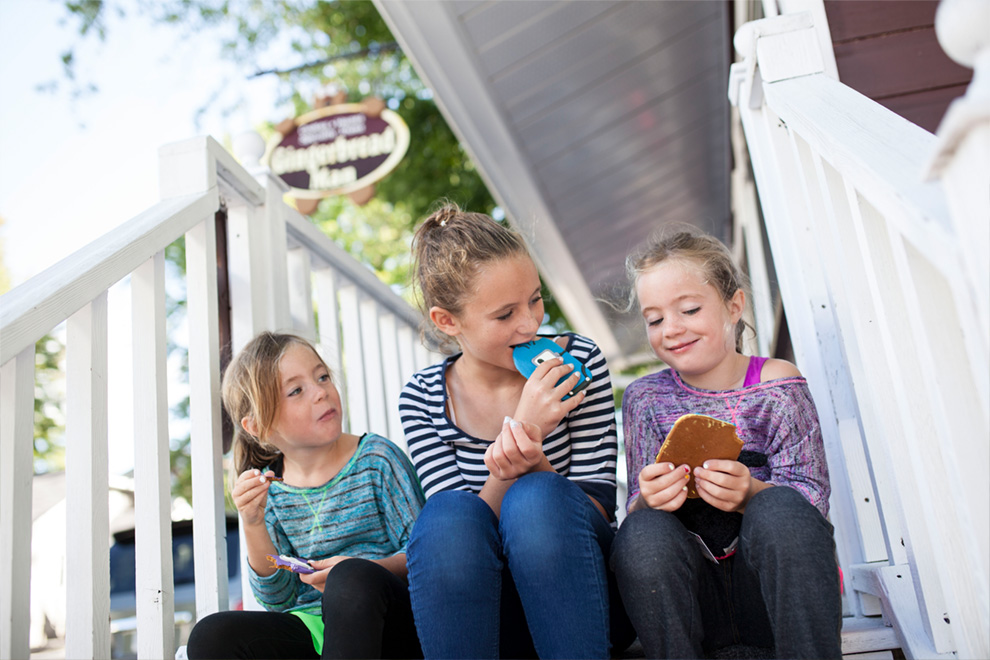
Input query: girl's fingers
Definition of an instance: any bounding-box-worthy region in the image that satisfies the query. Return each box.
[507,419,542,462]
[530,355,565,379]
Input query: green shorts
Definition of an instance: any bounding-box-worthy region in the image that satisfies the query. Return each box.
[290,611,325,655]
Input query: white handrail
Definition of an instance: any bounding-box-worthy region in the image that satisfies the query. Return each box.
[0,135,432,660]
[731,8,988,659]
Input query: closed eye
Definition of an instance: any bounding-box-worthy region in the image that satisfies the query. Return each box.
[684,307,701,315]
[287,387,302,397]
[647,317,663,327]
[496,310,513,321]
[530,294,543,306]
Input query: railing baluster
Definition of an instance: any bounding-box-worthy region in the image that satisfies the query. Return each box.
[377,312,404,441]
[339,284,368,432]
[360,299,388,436]
[262,178,292,332]
[227,202,273,353]
[0,347,35,660]
[288,247,316,341]
[131,252,175,660]
[186,215,229,619]
[65,293,111,659]
[792,137,890,567]
[314,266,349,433]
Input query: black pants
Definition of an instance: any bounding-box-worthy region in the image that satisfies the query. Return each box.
[611,487,842,659]
[186,558,422,659]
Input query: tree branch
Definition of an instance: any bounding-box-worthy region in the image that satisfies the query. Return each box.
[250,42,401,78]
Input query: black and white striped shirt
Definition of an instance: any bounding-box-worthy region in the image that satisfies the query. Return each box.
[398,333,618,517]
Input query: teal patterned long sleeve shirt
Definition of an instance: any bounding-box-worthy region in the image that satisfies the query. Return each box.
[248,433,425,614]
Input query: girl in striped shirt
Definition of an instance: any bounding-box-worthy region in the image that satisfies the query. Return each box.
[399,204,633,659]
[186,332,424,659]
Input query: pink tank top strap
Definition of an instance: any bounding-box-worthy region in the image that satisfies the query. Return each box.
[743,356,769,387]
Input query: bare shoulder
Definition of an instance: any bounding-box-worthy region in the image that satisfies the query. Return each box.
[761,358,802,381]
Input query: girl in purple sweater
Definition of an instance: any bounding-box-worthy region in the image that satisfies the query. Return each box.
[611,230,841,659]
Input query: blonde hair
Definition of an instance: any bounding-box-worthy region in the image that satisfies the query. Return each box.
[222,332,332,475]
[411,202,531,353]
[626,228,751,351]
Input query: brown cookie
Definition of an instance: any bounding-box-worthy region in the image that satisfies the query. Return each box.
[655,414,743,498]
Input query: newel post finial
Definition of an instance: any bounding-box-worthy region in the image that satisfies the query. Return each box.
[928,0,990,361]
[935,0,990,81]
[232,131,267,170]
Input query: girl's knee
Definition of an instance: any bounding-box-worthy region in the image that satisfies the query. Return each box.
[611,509,694,577]
[323,559,389,612]
[408,490,500,575]
[186,611,241,657]
[501,472,580,523]
[742,487,833,551]
[411,491,495,546]
[500,473,594,552]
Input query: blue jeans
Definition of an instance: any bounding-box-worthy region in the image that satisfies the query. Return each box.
[611,487,842,659]
[407,472,632,659]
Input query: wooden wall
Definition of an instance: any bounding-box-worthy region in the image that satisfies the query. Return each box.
[824,0,973,133]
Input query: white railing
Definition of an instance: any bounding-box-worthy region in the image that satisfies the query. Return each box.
[0,135,434,660]
[730,4,988,659]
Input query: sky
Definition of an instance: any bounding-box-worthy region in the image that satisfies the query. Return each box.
[0,0,289,285]
[0,0,291,474]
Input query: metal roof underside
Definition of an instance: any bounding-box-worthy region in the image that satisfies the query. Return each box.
[374,0,732,369]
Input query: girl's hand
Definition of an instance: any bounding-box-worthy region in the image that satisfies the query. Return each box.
[638,462,690,511]
[299,556,352,592]
[694,459,752,512]
[514,356,586,439]
[484,417,547,481]
[232,469,277,527]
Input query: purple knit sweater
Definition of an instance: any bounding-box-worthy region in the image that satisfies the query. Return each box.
[622,367,830,517]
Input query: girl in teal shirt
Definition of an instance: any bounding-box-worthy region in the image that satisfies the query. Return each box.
[187,332,424,659]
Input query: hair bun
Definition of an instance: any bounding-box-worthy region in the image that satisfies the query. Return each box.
[430,204,460,229]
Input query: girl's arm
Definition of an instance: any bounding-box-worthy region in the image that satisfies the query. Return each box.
[376,437,427,575]
[372,553,409,579]
[399,372,475,498]
[551,335,618,520]
[753,379,831,515]
[231,468,280,576]
[301,553,410,593]
[481,417,552,516]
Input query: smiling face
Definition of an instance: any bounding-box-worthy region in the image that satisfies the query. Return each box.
[434,254,544,371]
[267,343,343,452]
[636,258,744,385]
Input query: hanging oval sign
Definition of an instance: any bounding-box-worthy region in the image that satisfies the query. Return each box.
[263,103,410,199]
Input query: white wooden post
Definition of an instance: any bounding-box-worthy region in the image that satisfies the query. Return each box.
[261,177,292,332]
[160,137,232,623]
[392,324,418,452]
[929,0,990,356]
[0,347,35,660]
[926,3,990,654]
[339,284,368,433]
[131,252,175,659]
[64,293,111,660]
[314,266,349,433]
[377,312,404,441]
[185,214,229,619]
[288,247,316,341]
[414,342,433,374]
[729,105,774,356]
[227,201,273,354]
[360,299,388,436]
